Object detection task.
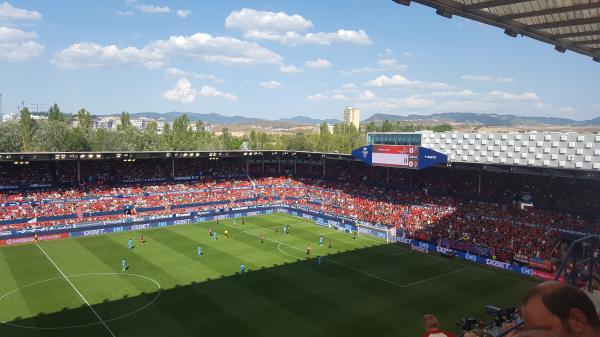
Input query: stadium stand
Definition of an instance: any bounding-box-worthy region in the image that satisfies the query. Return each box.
[0,152,599,279]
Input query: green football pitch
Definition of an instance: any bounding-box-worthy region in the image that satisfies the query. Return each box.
[0,213,536,337]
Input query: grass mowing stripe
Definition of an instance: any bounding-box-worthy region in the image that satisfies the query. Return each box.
[0,214,533,337]
[35,243,117,337]
[233,225,410,288]
[399,249,538,286]
[238,219,477,289]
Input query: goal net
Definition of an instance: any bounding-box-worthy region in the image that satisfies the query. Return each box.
[356,223,395,243]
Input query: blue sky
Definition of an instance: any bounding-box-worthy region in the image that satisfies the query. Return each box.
[1,0,599,121]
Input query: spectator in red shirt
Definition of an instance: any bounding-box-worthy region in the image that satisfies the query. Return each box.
[421,314,457,337]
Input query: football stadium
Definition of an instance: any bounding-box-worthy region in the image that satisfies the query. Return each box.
[1,1,600,337]
[0,139,599,337]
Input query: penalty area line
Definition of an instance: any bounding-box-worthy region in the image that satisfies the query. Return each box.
[236,227,406,288]
[35,243,117,337]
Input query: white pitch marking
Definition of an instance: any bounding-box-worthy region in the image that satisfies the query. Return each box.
[400,267,470,288]
[237,227,405,288]
[36,243,117,337]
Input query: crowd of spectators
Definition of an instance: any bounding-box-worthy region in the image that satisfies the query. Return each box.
[1,158,598,270]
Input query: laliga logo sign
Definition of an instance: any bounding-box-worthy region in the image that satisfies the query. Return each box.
[362,147,368,158]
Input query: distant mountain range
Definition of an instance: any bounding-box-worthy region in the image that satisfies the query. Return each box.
[363,112,600,127]
[110,112,342,127]
[99,111,600,127]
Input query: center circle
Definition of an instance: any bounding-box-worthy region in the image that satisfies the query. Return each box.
[0,272,161,330]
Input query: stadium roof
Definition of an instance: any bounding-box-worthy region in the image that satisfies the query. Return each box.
[393,0,600,62]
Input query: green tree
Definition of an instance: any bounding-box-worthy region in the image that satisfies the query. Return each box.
[77,108,93,129]
[220,128,234,150]
[366,121,378,133]
[88,128,129,151]
[32,120,70,151]
[0,122,22,152]
[19,107,36,151]
[381,120,393,132]
[432,124,453,132]
[47,103,64,122]
[118,111,131,130]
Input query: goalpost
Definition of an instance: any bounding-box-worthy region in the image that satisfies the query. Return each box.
[356,223,396,243]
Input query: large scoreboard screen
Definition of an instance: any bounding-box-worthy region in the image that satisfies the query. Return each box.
[371,145,419,168]
[352,144,447,170]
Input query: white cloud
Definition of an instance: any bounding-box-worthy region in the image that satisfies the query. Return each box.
[279,64,303,73]
[53,42,164,69]
[225,8,313,32]
[305,93,348,101]
[332,83,358,94]
[150,32,283,65]
[176,9,191,18]
[0,26,36,41]
[431,90,477,97]
[243,29,371,46]
[0,26,43,62]
[259,80,282,89]
[55,32,283,69]
[358,90,376,101]
[163,78,196,103]
[0,40,43,62]
[116,10,134,16]
[164,67,187,77]
[163,78,237,103]
[341,83,357,91]
[199,85,238,101]
[136,4,170,13]
[226,9,370,46]
[366,74,453,90]
[377,58,397,66]
[331,94,349,101]
[301,29,371,45]
[193,73,222,83]
[339,58,407,75]
[487,90,538,101]
[164,67,223,82]
[461,75,515,83]
[360,95,435,111]
[0,2,41,21]
[305,58,331,69]
[306,93,328,101]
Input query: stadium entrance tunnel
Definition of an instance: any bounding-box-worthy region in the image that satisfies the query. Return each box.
[0,244,531,337]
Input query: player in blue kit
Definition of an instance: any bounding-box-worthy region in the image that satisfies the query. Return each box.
[127,238,133,249]
[121,258,127,271]
[240,263,246,276]
[319,235,324,246]
[197,246,203,257]
[317,256,322,268]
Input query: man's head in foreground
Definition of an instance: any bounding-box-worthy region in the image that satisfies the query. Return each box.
[520,281,600,337]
